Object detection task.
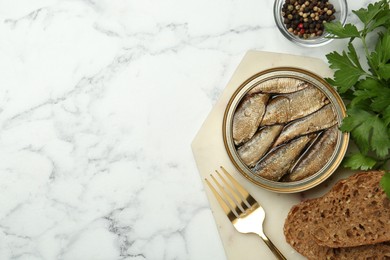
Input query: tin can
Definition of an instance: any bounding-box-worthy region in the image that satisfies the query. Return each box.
[223,67,349,193]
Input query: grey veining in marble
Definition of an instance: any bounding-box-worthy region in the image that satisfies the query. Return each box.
[0,0,376,259]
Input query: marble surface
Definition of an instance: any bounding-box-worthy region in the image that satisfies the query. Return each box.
[0,0,375,259]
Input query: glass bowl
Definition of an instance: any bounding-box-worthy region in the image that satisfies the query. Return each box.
[274,0,348,47]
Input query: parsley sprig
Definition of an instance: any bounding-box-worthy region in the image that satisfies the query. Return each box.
[324,0,390,197]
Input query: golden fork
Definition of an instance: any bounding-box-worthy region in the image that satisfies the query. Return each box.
[205,166,286,260]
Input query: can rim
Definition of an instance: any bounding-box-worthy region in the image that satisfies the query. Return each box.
[222,67,349,193]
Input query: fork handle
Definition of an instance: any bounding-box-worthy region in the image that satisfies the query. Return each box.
[258,233,287,260]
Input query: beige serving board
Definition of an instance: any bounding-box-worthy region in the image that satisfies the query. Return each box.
[191,50,354,260]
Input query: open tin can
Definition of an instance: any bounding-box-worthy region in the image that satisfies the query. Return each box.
[223,67,349,193]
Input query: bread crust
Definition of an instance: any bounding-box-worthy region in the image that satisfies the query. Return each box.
[310,171,390,248]
[284,171,390,259]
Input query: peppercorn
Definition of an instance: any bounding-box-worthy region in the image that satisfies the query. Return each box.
[281,0,337,38]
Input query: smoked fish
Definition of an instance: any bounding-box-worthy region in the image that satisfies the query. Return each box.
[272,104,337,147]
[248,77,309,95]
[284,126,339,182]
[254,134,316,181]
[232,93,269,145]
[261,85,329,126]
[238,125,283,167]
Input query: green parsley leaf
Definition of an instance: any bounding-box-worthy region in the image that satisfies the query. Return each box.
[371,116,390,158]
[340,108,371,154]
[379,31,390,62]
[380,171,390,198]
[378,64,390,80]
[347,42,364,71]
[341,107,390,158]
[383,106,390,126]
[371,31,390,70]
[326,51,365,93]
[350,89,375,107]
[354,77,383,92]
[351,78,390,112]
[352,0,384,27]
[369,9,390,30]
[370,87,390,111]
[326,0,390,198]
[343,152,377,170]
[324,22,360,38]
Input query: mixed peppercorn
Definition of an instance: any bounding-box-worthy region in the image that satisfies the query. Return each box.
[282,0,336,39]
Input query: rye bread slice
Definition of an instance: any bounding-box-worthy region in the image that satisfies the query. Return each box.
[284,199,332,259]
[310,171,390,248]
[284,197,390,260]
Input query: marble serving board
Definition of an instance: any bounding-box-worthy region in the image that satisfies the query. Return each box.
[191,50,354,260]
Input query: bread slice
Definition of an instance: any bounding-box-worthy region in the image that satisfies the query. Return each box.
[310,171,390,248]
[284,197,390,259]
[284,199,332,259]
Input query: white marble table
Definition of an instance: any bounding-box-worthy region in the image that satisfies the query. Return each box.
[0,0,374,259]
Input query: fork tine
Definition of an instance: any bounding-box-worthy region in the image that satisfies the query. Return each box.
[210,167,286,260]
[205,178,238,219]
[215,169,246,212]
[220,166,252,208]
[210,174,243,215]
